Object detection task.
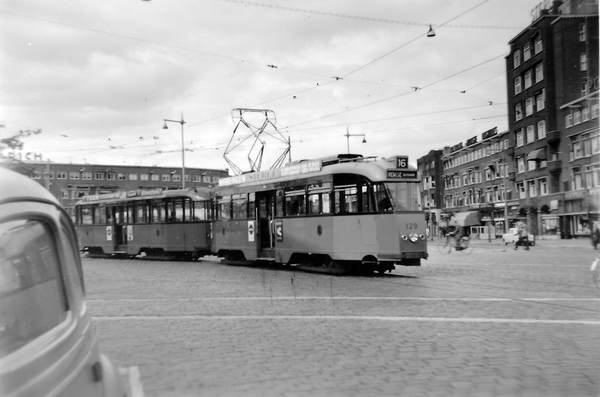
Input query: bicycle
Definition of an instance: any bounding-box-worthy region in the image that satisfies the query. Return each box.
[436,235,474,254]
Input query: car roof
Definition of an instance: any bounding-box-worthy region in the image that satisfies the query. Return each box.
[0,167,59,205]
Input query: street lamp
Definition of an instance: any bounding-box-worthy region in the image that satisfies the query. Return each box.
[163,113,186,189]
[345,127,366,154]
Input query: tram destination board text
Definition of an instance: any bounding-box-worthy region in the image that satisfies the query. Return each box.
[387,170,418,179]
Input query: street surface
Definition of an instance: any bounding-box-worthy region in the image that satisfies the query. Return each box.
[85,238,600,397]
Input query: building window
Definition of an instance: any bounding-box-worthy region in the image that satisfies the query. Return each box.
[517,156,525,173]
[582,81,589,96]
[515,104,523,121]
[574,111,582,125]
[140,174,149,181]
[537,120,546,139]
[172,175,181,182]
[581,53,587,71]
[534,36,542,54]
[592,104,599,119]
[516,129,524,147]
[212,176,220,183]
[528,180,537,197]
[57,171,67,180]
[162,174,170,182]
[69,172,79,180]
[565,114,573,128]
[582,108,590,122]
[106,173,116,180]
[517,182,526,199]
[526,125,535,143]
[539,178,548,195]
[94,172,104,180]
[151,174,159,181]
[513,50,521,68]
[535,90,545,111]
[117,173,126,181]
[524,69,532,89]
[43,170,54,179]
[525,97,534,116]
[514,76,522,95]
[129,174,138,181]
[82,172,92,180]
[185,175,190,182]
[61,189,69,198]
[535,63,543,83]
[523,43,531,61]
[579,23,586,41]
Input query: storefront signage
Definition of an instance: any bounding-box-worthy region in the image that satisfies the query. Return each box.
[219,160,322,187]
[466,136,478,147]
[450,142,464,153]
[482,127,498,141]
[0,150,43,161]
[565,191,588,200]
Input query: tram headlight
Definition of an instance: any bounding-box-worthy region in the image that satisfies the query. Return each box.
[401,235,408,241]
[419,234,426,240]
[409,233,419,243]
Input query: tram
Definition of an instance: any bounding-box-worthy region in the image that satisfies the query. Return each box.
[74,187,212,259]
[212,154,428,273]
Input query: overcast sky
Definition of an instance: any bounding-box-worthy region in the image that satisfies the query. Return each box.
[1,0,541,173]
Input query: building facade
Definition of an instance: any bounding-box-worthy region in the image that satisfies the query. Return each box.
[418,0,598,240]
[417,150,443,237]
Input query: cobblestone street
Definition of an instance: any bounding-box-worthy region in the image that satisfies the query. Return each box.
[85,240,600,397]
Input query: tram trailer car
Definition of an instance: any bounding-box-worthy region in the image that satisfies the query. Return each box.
[212,154,428,274]
[74,188,212,260]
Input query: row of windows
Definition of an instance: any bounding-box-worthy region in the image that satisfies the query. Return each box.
[445,163,509,191]
[76,198,211,225]
[570,163,600,190]
[512,35,543,69]
[444,184,507,208]
[514,63,544,95]
[516,121,547,147]
[515,90,545,121]
[517,155,547,173]
[216,182,394,220]
[31,170,221,183]
[569,132,600,160]
[442,140,509,170]
[565,105,599,128]
[516,177,549,199]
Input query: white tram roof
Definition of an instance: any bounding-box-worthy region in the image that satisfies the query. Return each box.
[75,187,211,206]
[217,154,419,191]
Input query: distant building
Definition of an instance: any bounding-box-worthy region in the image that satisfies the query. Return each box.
[22,161,229,216]
[417,150,443,237]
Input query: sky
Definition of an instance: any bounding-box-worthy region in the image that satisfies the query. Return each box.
[0,0,542,174]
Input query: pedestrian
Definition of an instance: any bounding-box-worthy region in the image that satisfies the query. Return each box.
[514,221,530,250]
[592,222,600,250]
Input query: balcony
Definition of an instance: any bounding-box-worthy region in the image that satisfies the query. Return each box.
[547,159,562,173]
[546,130,561,144]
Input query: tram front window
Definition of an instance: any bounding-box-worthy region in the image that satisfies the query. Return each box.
[384,181,420,211]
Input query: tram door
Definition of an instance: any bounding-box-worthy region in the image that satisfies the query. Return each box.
[257,191,275,255]
[113,206,128,251]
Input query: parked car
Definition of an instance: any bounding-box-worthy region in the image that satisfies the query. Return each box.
[502,227,535,246]
[0,168,127,397]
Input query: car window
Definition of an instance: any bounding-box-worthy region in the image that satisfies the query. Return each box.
[0,219,68,356]
[61,218,85,305]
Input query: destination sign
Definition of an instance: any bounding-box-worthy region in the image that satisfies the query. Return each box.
[387,170,418,179]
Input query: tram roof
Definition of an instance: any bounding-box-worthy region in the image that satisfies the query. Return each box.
[75,187,211,206]
[216,154,419,192]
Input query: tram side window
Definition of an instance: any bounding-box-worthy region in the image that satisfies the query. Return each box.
[248,193,256,218]
[136,204,148,223]
[151,202,165,223]
[167,200,183,222]
[275,190,284,217]
[94,207,107,224]
[360,182,373,213]
[106,207,113,224]
[218,196,231,220]
[193,201,209,221]
[334,185,358,214]
[79,206,93,225]
[232,194,247,219]
[285,188,305,216]
[308,183,331,215]
[373,183,393,212]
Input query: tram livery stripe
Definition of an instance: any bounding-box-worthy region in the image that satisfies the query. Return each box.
[88,297,600,302]
[94,315,600,325]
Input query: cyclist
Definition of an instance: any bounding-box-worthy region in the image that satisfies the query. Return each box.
[446,222,464,251]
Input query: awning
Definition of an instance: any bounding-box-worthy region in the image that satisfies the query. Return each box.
[526,148,546,162]
[452,211,480,226]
